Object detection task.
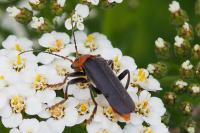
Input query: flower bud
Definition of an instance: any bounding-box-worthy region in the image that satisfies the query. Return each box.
[179,60,194,79]
[180,101,192,115]
[192,44,200,60]
[173,79,188,92]
[195,62,200,79]
[50,0,66,16]
[147,62,168,78]
[30,17,53,33]
[169,1,188,26]
[195,0,200,15]
[29,0,47,10]
[7,7,33,24]
[164,92,177,104]
[195,22,200,37]
[183,120,196,133]
[155,37,171,59]
[174,36,191,58]
[188,84,200,95]
[177,22,193,41]
[162,111,171,125]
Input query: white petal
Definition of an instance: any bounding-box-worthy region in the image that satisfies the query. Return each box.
[38,121,54,133]
[2,113,22,128]
[65,18,72,30]
[19,118,40,133]
[75,4,89,18]
[25,96,42,115]
[10,128,20,133]
[64,107,78,126]
[36,90,56,103]
[37,52,55,64]
[46,118,65,133]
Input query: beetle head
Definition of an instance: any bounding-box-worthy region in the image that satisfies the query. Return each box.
[71,55,95,71]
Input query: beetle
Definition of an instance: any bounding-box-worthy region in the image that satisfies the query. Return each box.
[21,32,135,122]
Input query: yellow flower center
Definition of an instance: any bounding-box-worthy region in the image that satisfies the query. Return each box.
[96,129,110,133]
[10,95,25,113]
[85,35,97,51]
[48,104,65,120]
[136,100,150,117]
[143,127,153,133]
[77,82,90,89]
[47,39,64,52]
[0,75,4,80]
[103,106,117,122]
[13,55,25,72]
[113,56,121,73]
[76,102,90,115]
[138,69,148,82]
[15,43,22,51]
[55,65,69,76]
[32,74,47,91]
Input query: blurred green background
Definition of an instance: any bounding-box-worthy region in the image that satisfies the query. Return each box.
[0,0,199,132]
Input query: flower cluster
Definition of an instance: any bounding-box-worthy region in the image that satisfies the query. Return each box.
[2,0,169,132]
[148,1,200,132]
[0,31,168,133]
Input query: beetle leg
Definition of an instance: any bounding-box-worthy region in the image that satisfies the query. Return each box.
[86,89,98,124]
[118,69,130,90]
[48,77,88,110]
[89,84,101,94]
[46,71,86,89]
[64,78,88,99]
[107,60,114,70]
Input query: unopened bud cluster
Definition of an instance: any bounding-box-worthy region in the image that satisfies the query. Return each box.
[149,1,200,131]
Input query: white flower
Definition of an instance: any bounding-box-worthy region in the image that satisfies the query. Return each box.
[87,0,99,5]
[29,0,40,5]
[65,4,89,31]
[194,44,200,51]
[169,1,180,13]
[72,31,113,53]
[95,94,123,122]
[0,51,38,84]
[37,31,72,64]
[86,114,123,133]
[19,119,40,133]
[31,17,45,29]
[123,123,169,133]
[155,37,165,48]
[74,99,95,124]
[0,84,35,128]
[27,65,63,90]
[183,22,190,31]
[75,4,90,18]
[131,69,162,91]
[147,64,156,74]
[174,36,184,47]
[2,35,33,51]
[46,97,78,132]
[108,0,123,4]
[57,0,66,7]
[175,80,188,89]
[129,90,166,126]
[191,85,200,94]
[181,60,193,70]
[6,6,21,17]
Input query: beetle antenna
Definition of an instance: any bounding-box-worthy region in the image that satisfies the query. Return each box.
[71,19,79,57]
[19,50,73,63]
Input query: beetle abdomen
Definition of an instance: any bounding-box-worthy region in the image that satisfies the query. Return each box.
[83,56,135,114]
